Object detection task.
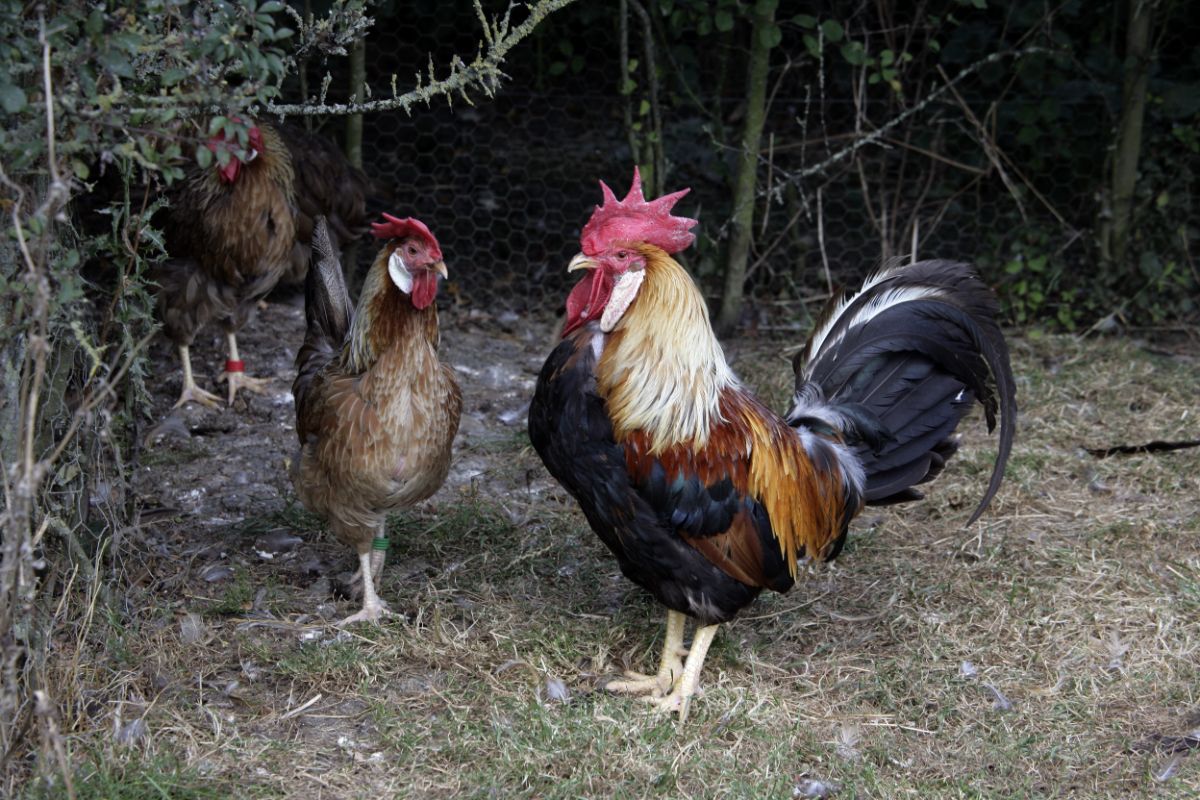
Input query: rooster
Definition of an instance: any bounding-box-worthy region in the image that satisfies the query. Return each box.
[157,119,369,408]
[529,169,1015,720]
[291,215,461,626]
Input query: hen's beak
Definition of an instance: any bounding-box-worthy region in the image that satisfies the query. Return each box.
[431,260,448,279]
[568,253,598,272]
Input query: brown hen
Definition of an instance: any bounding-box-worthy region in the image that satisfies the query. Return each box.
[292,215,461,625]
[157,120,369,408]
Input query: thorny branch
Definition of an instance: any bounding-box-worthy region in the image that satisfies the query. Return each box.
[267,0,580,117]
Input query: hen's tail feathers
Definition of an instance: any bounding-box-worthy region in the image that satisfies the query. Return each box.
[789,260,1016,524]
[306,216,353,347]
[293,217,353,422]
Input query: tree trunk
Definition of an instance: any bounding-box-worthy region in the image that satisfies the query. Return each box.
[1100,0,1154,270]
[715,4,776,336]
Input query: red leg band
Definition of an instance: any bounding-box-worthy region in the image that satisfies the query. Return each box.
[225,359,245,373]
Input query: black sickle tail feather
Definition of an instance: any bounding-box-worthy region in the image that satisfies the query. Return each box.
[293,216,354,428]
[789,259,1016,524]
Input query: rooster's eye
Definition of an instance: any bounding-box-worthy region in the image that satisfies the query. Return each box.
[617,250,628,259]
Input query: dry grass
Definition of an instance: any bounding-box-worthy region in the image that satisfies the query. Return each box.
[23,317,1200,799]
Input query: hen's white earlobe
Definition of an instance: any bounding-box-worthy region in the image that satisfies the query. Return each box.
[388,250,414,294]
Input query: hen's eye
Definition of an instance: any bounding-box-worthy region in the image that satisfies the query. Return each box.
[617,250,628,259]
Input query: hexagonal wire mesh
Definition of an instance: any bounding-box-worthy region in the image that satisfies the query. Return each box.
[289,2,1196,329]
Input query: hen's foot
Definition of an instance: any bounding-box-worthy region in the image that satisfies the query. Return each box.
[335,600,395,627]
[173,383,221,410]
[218,370,272,405]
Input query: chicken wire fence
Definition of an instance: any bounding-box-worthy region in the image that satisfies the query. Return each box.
[292,3,1181,328]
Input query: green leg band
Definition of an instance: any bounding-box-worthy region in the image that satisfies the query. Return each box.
[371,536,390,551]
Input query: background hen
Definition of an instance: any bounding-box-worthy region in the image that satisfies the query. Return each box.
[157,120,370,408]
[529,170,1016,720]
[292,215,461,625]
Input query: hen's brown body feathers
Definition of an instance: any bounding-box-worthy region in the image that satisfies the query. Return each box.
[157,122,370,407]
[292,220,460,623]
[158,123,296,347]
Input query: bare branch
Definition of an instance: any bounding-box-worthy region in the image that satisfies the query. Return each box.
[765,47,1052,197]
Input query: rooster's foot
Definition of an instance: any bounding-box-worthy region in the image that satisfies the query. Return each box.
[173,383,222,410]
[641,684,698,721]
[637,621,719,722]
[605,660,684,697]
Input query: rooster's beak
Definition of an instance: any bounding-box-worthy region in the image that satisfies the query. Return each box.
[431,260,448,279]
[568,253,597,272]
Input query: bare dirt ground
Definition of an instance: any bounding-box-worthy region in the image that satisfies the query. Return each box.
[38,295,1200,799]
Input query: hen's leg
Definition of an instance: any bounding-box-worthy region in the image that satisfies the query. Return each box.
[218,332,272,405]
[644,623,719,722]
[173,345,221,409]
[346,535,388,599]
[336,549,394,627]
[606,610,688,697]
[369,534,388,584]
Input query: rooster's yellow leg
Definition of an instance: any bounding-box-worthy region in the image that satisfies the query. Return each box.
[643,622,719,722]
[607,609,688,697]
[218,332,272,405]
[173,345,221,409]
[336,549,394,626]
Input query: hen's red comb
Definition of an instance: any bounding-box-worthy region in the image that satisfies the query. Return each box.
[580,167,697,256]
[371,214,443,261]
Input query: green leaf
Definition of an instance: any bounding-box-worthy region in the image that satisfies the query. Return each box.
[803,34,820,58]
[793,14,817,28]
[759,23,782,49]
[0,84,26,113]
[638,99,651,116]
[626,58,639,72]
[755,0,778,14]
[619,78,637,95]
[714,10,734,32]
[880,49,895,66]
[820,20,844,42]
[196,146,213,170]
[85,8,104,36]
[258,0,285,12]
[548,61,566,76]
[840,41,867,66]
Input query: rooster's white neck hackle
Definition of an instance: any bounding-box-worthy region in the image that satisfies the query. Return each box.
[597,250,736,453]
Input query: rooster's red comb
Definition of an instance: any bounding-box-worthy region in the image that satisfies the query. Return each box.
[580,167,697,256]
[371,214,443,261]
